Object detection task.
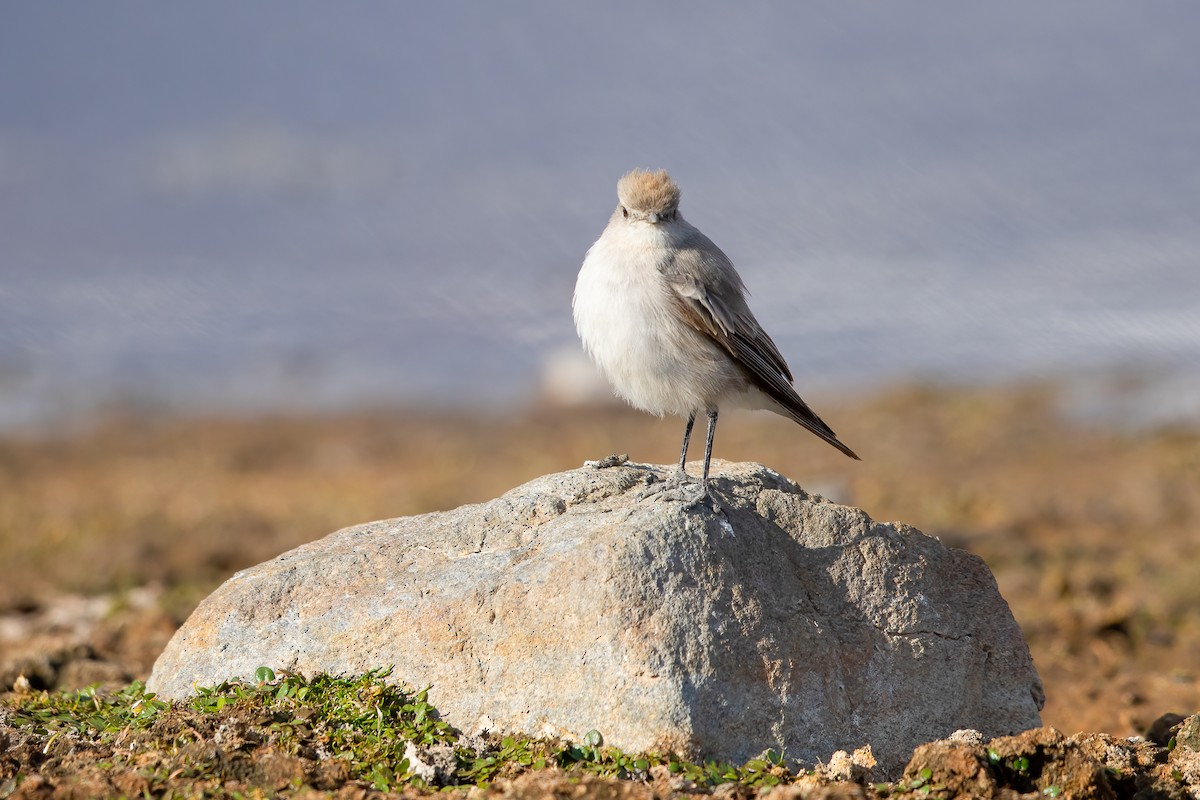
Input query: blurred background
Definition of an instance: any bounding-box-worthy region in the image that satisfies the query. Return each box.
[3,2,1199,426]
[2,2,1198,738]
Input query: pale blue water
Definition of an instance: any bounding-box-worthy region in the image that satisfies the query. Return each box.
[2,3,1199,428]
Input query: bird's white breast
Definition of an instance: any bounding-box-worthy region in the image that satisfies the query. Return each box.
[573,224,736,417]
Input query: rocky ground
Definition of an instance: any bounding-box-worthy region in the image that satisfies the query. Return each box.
[1,379,1198,797]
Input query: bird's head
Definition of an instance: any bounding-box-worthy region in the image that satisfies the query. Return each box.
[615,169,681,224]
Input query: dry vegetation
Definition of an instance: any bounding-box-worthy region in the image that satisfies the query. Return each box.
[1,379,1198,740]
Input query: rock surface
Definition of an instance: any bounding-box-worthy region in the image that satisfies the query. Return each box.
[147,460,1044,776]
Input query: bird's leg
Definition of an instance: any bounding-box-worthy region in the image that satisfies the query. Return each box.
[638,409,721,512]
[637,411,695,501]
[667,407,722,512]
[701,408,719,489]
[675,411,696,480]
[664,408,721,511]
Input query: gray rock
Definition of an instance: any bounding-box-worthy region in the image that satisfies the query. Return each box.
[402,740,456,786]
[945,729,988,746]
[147,460,1043,777]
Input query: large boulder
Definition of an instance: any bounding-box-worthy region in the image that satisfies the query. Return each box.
[148,460,1043,776]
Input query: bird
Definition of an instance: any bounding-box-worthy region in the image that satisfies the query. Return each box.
[572,168,859,498]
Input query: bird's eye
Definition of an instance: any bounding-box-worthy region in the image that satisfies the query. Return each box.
[621,206,628,219]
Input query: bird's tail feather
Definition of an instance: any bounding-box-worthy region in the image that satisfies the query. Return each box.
[776,396,861,461]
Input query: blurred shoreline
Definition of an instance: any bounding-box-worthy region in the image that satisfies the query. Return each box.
[2,356,1198,439]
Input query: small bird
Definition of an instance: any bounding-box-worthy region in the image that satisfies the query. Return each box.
[573,169,859,496]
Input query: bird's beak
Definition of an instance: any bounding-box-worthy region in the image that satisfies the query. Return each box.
[647,212,661,224]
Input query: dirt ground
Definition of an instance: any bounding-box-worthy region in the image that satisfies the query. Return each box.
[1,379,1199,795]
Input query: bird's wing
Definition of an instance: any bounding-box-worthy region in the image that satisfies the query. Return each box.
[660,237,860,459]
[659,234,798,395]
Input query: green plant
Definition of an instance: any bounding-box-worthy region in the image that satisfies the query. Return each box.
[7,670,897,795]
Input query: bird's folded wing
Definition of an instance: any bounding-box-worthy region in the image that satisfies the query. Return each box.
[665,273,794,393]
[665,269,842,443]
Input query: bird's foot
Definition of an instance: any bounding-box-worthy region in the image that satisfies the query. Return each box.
[636,466,687,499]
[638,470,721,513]
[584,453,629,469]
[681,483,721,513]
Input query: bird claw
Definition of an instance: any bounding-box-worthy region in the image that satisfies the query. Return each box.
[636,467,686,499]
[680,484,717,512]
[687,487,723,515]
[637,473,721,513]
